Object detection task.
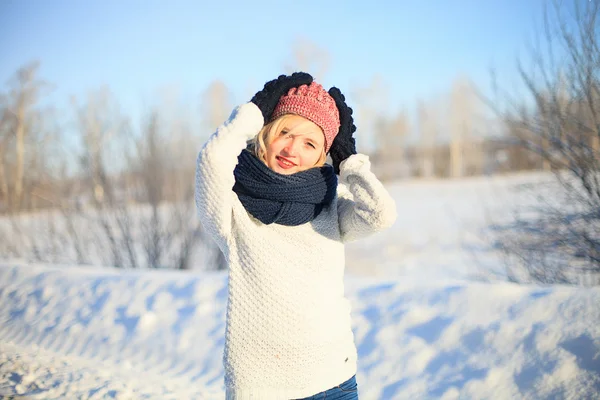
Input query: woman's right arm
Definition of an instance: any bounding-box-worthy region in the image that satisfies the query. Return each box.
[195,102,264,249]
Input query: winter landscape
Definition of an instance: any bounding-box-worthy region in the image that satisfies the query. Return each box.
[1,172,599,399]
[3,0,600,399]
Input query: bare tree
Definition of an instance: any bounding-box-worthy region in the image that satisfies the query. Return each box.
[0,95,10,209]
[71,87,134,268]
[418,100,438,178]
[486,0,600,285]
[12,63,39,210]
[373,109,410,181]
[128,108,202,270]
[350,74,391,159]
[73,87,129,207]
[0,64,223,271]
[198,80,234,270]
[450,77,480,177]
[0,61,54,212]
[200,80,232,133]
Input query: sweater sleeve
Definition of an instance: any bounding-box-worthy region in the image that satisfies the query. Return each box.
[336,153,397,243]
[195,102,264,249]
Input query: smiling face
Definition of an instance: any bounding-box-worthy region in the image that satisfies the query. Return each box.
[263,114,326,175]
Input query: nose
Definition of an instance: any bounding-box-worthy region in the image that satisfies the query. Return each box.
[282,137,300,156]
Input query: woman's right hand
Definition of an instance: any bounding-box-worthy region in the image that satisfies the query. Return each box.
[250,72,313,123]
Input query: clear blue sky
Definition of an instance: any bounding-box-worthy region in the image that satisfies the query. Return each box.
[1,0,545,141]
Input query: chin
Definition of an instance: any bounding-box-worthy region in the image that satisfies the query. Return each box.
[273,166,298,175]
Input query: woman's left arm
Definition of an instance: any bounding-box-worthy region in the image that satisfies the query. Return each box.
[337,153,397,242]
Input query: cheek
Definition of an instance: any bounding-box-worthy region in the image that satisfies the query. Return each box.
[301,149,322,167]
[266,141,280,157]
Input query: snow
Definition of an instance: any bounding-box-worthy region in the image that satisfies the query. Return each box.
[1,172,600,399]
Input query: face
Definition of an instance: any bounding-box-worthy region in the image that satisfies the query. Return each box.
[265,115,325,175]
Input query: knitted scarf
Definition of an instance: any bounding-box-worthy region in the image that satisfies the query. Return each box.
[233,149,338,226]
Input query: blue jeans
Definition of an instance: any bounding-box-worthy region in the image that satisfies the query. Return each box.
[295,375,359,399]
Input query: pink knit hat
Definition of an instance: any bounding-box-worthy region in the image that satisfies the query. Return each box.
[271,82,341,153]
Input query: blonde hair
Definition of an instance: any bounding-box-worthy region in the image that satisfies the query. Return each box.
[249,114,327,167]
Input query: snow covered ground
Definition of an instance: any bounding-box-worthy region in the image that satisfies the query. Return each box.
[1,172,600,399]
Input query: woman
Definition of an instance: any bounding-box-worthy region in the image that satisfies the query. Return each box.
[195,72,397,399]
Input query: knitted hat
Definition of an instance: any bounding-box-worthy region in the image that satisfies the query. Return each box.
[271,82,341,153]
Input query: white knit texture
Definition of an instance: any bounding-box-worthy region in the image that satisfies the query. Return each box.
[195,102,397,399]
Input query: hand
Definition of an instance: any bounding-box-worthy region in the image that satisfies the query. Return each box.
[250,72,313,123]
[328,87,357,174]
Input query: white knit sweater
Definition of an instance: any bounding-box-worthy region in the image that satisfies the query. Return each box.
[195,102,397,399]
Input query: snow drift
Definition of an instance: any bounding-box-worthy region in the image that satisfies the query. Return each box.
[1,262,599,399]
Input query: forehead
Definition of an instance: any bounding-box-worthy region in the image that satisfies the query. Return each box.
[283,115,324,142]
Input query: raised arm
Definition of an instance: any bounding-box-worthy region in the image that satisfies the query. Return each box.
[337,153,397,242]
[195,72,314,249]
[326,86,396,242]
[195,103,264,249]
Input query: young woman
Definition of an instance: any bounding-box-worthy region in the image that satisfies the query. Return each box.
[195,72,397,399]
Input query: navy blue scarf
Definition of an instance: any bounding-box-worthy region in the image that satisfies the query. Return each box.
[233,149,337,226]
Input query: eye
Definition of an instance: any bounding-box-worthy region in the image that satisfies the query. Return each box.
[280,129,289,135]
[306,142,316,149]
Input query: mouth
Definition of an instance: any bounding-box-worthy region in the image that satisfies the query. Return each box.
[276,156,297,169]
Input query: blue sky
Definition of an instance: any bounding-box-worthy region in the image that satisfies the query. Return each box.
[1,0,544,140]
